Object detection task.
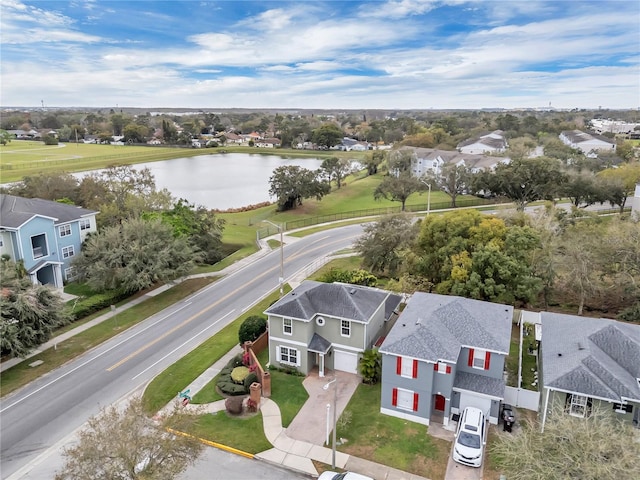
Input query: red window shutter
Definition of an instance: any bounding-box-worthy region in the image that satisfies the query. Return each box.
[484,351,491,370]
[468,348,474,367]
[392,388,398,406]
[446,365,452,374]
[434,363,439,372]
[396,356,402,375]
[413,393,419,411]
[412,359,418,378]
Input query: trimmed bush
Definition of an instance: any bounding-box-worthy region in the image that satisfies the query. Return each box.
[218,382,247,396]
[230,366,250,384]
[238,315,267,344]
[243,372,259,390]
[225,395,244,414]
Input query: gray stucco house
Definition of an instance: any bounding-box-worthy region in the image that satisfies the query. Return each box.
[0,194,98,288]
[540,312,640,431]
[265,280,402,377]
[379,292,512,426]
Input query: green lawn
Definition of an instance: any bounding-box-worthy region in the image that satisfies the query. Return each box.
[336,383,451,480]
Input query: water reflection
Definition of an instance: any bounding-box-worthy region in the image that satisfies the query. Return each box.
[124,153,324,210]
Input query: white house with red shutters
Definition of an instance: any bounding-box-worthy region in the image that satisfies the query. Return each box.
[379,292,512,427]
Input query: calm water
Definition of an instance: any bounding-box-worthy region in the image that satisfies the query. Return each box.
[120,153,324,210]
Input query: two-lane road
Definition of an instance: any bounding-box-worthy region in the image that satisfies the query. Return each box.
[0,225,363,479]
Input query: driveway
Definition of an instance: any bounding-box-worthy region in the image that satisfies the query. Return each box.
[285,369,361,445]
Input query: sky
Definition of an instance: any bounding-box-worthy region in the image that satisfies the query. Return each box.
[1,0,638,110]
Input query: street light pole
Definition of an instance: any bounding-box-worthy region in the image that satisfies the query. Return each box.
[262,220,284,296]
[420,179,432,216]
[323,377,338,469]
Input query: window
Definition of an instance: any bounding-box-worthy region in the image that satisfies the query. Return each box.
[59,224,72,237]
[468,348,490,370]
[396,356,418,378]
[340,320,351,337]
[613,403,633,414]
[62,245,75,258]
[392,388,419,412]
[279,346,298,366]
[568,394,589,418]
[283,318,292,335]
[434,361,452,374]
[64,267,77,280]
[79,219,91,231]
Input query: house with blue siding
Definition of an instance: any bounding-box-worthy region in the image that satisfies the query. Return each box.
[265,280,402,377]
[0,194,98,289]
[379,292,512,427]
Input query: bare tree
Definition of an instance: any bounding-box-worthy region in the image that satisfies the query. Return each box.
[490,406,640,480]
[55,397,203,480]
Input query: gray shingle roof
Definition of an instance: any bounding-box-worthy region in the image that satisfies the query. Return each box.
[560,130,615,145]
[454,371,505,398]
[541,312,640,402]
[380,293,512,362]
[264,280,401,323]
[0,194,97,229]
[308,333,332,353]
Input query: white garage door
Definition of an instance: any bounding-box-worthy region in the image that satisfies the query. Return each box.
[459,392,491,418]
[334,350,359,374]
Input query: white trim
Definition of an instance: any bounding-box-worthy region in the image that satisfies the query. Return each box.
[283,317,292,336]
[545,386,620,405]
[58,223,72,237]
[340,319,351,337]
[330,343,363,353]
[61,245,75,258]
[395,387,416,411]
[452,387,503,401]
[380,407,429,426]
[316,316,326,327]
[460,344,508,356]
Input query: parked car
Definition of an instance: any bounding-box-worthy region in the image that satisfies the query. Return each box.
[501,403,516,432]
[452,406,487,468]
[318,472,373,480]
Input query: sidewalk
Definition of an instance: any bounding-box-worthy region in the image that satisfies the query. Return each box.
[167,346,431,480]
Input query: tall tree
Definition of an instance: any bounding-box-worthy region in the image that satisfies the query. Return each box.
[597,162,640,213]
[424,163,473,208]
[55,397,203,480]
[268,165,330,211]
[311,123,344,149]
[0,259,71,357]
[354,214,419,276]
[373,171,422,211]
[363,150,386,175]
[72,218,199,293]
[320,157,350,189]
[0,129,11,145]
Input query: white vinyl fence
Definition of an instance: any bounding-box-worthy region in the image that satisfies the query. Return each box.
[504,386,540,411]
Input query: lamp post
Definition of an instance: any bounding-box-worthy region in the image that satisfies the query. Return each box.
[323,377,338,469]
[262,220,284,296]
[420,179,432,216]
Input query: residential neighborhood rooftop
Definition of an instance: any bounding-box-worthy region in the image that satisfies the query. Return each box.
[0,194,97,229]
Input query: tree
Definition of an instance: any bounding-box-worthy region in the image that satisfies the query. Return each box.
[359,349,382,384]
[561,170,607,207]
[6,172,80,202]
[72,218,199,293]
[506,137,537,162]
[123,123,149,143]
[238,315,267,344]
[311,123,343,149]
[363,150,386,175]
[320,156,350,189]
[0,259,71,357]
[0,129,12,145]
[145,199,225,265]
[476,158,566,210]
[354,214,418,276]
[268,165,330,211]
[373,172,422,211]
[597,162,640,213]
[490,407,640,480]
[55,397,203,480]
[424,163,472,208]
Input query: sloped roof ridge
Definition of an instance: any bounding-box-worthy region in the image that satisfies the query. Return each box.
[588,323,640,379]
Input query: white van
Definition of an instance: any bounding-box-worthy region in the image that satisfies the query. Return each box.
[452,406,487,468]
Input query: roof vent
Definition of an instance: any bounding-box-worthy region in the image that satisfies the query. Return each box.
[578,343,585,350]
[349,288,356,295]
[557,353,562,357]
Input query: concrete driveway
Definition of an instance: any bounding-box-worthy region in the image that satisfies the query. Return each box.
[445,454,484,480]
[285,369,361,445]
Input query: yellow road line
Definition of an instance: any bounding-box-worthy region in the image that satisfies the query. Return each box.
[166,427,254,459]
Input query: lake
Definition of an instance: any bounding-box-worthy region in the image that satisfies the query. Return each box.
[110,153,325,210]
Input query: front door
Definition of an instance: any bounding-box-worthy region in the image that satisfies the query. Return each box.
[434,394,445,412]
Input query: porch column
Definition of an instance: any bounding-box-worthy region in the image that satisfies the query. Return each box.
[319,353,325,377]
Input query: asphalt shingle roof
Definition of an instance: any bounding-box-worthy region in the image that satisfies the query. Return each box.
[380,293,512,362]
[541,312,640,402]
[0,194,97,229]
[264,280,401,323]
[454,371,505,398]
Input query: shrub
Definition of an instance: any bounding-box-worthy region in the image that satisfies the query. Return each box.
[246,398,258,413]
[230,366,250,384]
[243,372,259,390]
[225,396,244,414]
[218,382,247,396]
[66,290,129,320]
[238,315,267,344]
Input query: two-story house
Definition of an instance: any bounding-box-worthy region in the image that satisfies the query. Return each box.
[0,194,98,289]
[379,292,512,427]
[539,312,640,431]
[264,280,402,377]
[559,130,616,157]
[457,130,508,155]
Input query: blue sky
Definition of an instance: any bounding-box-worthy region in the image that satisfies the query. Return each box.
[1,0,638,109]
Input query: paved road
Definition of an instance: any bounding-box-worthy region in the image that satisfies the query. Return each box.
[0,225,364,479]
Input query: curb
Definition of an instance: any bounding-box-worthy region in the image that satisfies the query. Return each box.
[167,427,255,459]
